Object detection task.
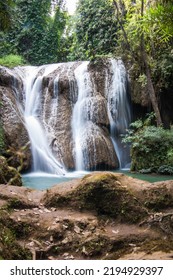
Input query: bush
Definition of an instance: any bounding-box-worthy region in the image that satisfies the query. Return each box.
[0,54,26,68]
[123,114,173,171]
[158,165,173,175]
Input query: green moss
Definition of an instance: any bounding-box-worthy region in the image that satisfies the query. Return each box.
[6,198,28,210]
[44,173,147,223]
[140,238,173,253]
[69,173,147,222]
[0,211,32,260]
[143,186,173,211]
[81,236,110,257]
[0,156,22,186]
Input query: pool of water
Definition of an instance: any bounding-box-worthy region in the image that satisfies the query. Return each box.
[22,170,173,190]
[22,171,90,190]
[120,170,173,183]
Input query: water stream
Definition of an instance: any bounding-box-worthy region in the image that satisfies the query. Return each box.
[15,65,66,175]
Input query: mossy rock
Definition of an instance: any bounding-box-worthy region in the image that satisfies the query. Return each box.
[44,173,147,223]
[0,156,22,186]
[142,186,173,211]
[0,211,32,260]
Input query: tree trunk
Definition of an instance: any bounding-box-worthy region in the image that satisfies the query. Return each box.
[140,0,162,126]
[113,0,162,126]
[112,0,133,57]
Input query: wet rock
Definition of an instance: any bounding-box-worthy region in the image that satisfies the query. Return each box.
[0,85,31,171]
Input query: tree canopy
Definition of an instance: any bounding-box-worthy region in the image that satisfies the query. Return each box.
[0,0,68,65]
[68,0,119,60]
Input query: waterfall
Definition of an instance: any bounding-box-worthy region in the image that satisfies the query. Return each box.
[71,61,90,170]
[15,65,66,175]
[105,59,131,168]
[2,58,131,175]
[71,59,131,170]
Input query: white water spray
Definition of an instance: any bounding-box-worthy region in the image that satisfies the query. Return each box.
[106,59,131,168]
[15,65,66,175]
[71,61,90,170]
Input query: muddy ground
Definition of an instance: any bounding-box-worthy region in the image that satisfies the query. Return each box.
[1,172,173,260]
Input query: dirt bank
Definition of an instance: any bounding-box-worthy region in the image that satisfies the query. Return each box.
[1,172,173,260]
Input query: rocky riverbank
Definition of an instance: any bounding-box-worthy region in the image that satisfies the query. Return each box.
[1,172,173,260]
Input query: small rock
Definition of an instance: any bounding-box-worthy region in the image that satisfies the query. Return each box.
[82,231,91,238]
[74,225,81,234]
[44,208,51,213]
[62,237,69,244]
[62,224,68,230]
[82,246,89,256]
[48,256,55,260]
[34,212,39,215]
[64,255,74,260]
[112,230,119,234]
[63,253,69,257]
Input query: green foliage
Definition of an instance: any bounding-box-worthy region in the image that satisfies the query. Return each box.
[69,0,118,60]
[0,0,15,31]
[0,54,26,68]
[0,212,32,260]
[158,165,173,175]
[123,113,173,171]
[143,2,173,44]
[1,0,67,65]
[153,49,173,90]
[113,0,173,127]
[0,121,5,155]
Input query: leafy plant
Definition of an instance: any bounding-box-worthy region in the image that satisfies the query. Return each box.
[158,165,173,175]
[69,0,118,60]
[0,54,26,68]
[123,113,173,171]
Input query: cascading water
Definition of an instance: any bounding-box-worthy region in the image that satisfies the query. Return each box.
[105,59,131,168]
[15,65,66,175]
[2,58,131,185]
[71,59,131,170]
[71,61,90,170]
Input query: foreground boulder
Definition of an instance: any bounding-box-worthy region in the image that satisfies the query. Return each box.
[1,172,173,260]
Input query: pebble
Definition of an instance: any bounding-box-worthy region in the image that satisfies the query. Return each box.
[74,225,81,234]
[62,237,69,244]
[44,208,51,213]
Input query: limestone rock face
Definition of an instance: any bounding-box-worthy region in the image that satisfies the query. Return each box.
[0,59,130,171]
[0,85,31,171]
